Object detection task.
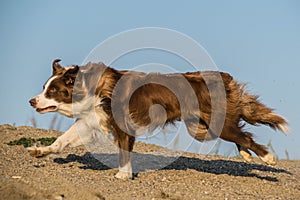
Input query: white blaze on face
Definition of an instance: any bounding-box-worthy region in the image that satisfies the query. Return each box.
[34,76,60,113]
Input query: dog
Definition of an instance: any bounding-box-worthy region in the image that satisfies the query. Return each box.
[28,59,288,179]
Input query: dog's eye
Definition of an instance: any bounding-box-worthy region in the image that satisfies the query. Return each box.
[49,87,57,93]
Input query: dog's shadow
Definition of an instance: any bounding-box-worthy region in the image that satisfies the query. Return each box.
[54,152,291,182]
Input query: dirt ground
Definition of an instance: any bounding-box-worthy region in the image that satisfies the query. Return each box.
[0,124,299,200]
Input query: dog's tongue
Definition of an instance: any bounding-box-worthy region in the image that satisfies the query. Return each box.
[36,106,57,113]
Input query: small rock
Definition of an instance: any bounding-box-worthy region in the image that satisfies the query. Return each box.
[53,194,65,200]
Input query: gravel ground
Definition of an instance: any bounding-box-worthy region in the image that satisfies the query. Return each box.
[0,124,299,200]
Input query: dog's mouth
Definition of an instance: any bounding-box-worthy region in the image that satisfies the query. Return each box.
[36,106,58,113]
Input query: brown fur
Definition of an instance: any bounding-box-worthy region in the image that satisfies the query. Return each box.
[76,62,287,160]
[30,60,288,175]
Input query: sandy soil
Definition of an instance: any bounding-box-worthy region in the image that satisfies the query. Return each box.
[0,124,299,200]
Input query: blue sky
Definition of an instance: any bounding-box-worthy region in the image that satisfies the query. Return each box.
[0,0,299,159]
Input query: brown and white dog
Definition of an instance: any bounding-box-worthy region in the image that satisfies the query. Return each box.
[29,59,288,179]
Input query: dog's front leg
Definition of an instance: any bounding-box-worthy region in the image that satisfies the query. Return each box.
[115,148,133,180]
[115,134,135,180]
[27,119,90,157]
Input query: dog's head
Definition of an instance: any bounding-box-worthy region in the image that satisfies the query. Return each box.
[29,59,122,117]
[29,59,86,116]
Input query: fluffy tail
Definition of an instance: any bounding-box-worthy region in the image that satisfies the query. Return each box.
[240,91,289,134]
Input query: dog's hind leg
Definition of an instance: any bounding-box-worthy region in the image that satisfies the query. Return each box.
[184,118,213,141]
[221,125,276,165]
[236,144,252,163]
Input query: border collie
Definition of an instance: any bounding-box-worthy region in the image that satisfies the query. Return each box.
[28,59,288,179]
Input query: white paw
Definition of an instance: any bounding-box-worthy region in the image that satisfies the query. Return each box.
[259,153,277,166]
[27,147,47,157]
[240,150,253,163]
[115,171,133,180]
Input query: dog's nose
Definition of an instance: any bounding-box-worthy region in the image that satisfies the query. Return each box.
[29,98,37,107]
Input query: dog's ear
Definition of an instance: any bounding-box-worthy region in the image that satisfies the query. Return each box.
[52,59,64,75]
[64,66,79,86]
